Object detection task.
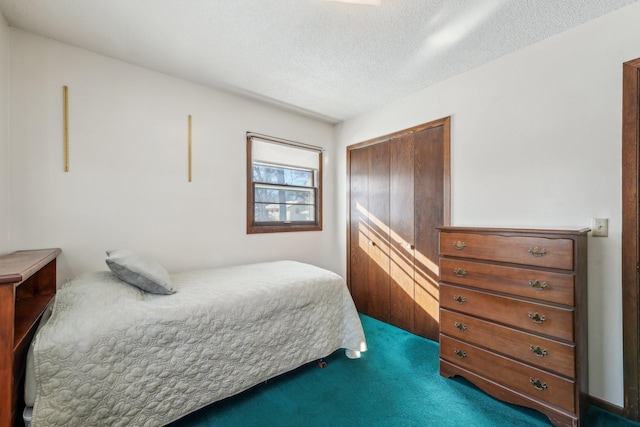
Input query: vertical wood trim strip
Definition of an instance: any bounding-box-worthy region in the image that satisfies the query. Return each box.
[345,145,352,293]
[188,115,192,182]
[622,58,640,421]
[441,116,452,226]
[317,151,323,230]
[63,86,69,172]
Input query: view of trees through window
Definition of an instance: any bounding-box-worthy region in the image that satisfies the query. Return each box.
[252,163,316,223]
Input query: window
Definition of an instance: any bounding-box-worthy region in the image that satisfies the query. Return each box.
[247,133,323,233]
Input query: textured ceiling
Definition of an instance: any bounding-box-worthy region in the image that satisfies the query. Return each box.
[0,0,637,123]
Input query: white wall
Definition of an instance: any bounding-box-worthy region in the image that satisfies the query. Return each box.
[335,0,640,409]
[0,13,9,255]
[8,29,337,282]
[8,0,637,410]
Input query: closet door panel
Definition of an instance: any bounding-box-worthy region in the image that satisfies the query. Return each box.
[367,142,391,322]
[414,126,445,340]
[349,147,371,314]
[389,134,416,332]
[347,117,450,342]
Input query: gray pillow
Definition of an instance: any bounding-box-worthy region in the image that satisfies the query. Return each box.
[105,249,176,295]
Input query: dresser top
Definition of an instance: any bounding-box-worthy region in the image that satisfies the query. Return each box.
[438,226,590,236]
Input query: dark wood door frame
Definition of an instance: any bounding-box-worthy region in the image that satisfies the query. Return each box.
[622,57,640,421]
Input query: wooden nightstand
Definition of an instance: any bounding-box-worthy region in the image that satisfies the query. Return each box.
[0,248,61,427]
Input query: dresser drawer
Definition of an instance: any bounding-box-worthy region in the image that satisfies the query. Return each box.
[440,232,574,270]
[440,284,575,342]
[440,309,575,378]
[440,258,575,306]
[440,335,576,413]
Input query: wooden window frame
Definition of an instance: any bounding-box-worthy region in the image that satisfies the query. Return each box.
[246,133,323,234]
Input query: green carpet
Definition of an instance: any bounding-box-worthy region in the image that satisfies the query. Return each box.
[170,314,639,427]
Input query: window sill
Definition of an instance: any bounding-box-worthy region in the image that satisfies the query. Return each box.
[247,223,322,234]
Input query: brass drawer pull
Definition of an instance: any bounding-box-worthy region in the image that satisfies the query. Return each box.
[454,322,467,332]
[530,345,548,358]
[452,241,466,250]
[528,247,547,257]
[453,268,467,277]
[529,280,548,291]
[454,349,467,359]
[528,312,546,324]
[453,295,466,304]
[529,378,547,391]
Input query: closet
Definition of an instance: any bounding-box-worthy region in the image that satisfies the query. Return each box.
[347,118,450,341]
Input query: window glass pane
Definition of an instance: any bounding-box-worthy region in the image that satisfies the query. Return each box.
[254,203,316,222]
[254,184,316,223]
[253,164,313,187]
[255,184,314,204]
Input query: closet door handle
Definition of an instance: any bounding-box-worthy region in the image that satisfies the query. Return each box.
[368,240,376,247]
[406,243,415,250]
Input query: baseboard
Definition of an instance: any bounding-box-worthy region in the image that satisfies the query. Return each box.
[589,395,625,418]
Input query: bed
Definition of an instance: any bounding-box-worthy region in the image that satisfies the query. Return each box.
[24,254,367,427]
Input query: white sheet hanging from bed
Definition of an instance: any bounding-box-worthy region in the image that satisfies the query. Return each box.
[30,260,367,427]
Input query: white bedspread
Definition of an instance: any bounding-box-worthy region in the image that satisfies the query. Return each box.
[31,261,367,427]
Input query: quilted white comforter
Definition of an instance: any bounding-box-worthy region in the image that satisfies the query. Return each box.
[31,261,367,427]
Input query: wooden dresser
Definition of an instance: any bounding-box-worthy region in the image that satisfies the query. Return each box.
[438,227,588,427]
[0,249,61,427]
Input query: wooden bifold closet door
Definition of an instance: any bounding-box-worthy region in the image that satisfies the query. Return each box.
[349,141,391,323]
[347,118,450,341]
